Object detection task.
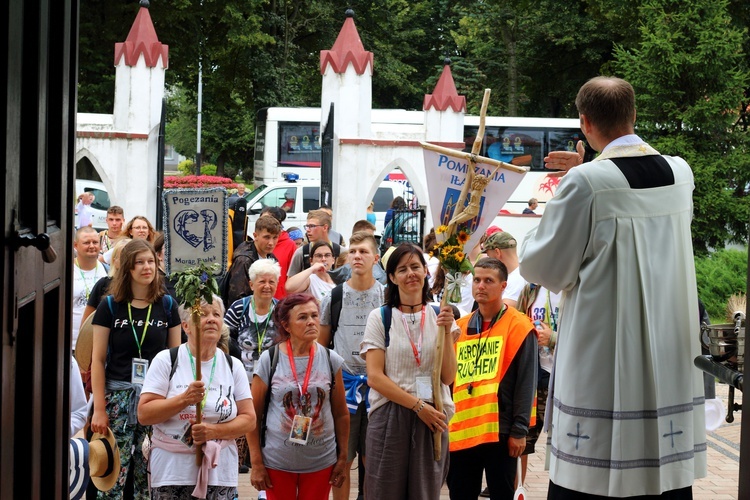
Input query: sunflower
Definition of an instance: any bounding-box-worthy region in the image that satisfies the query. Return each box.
[457,231,469,244]
[455,251,465,261]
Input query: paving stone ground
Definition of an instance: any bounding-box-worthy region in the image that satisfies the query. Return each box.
[238,383,743,499]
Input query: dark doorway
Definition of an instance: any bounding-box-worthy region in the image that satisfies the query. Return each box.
[1,0,78,498]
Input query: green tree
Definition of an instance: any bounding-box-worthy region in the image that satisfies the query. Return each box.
[695,248,748,320]
[452,0,614,117]
[613,0,750,253]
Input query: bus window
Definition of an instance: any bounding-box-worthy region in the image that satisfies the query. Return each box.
[278,122,321,167]
[548,129,587,157]
[465,127,545,170]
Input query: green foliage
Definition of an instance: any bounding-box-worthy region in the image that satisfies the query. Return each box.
[172,263,222,309]
[79,0,750,255]
[695,248,748,321]
[177,160,217,177]
[613,0,750,254]
[452,0,613,117]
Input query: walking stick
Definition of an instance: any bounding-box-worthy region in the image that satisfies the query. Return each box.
[172,263,220,467]
[431,89,492,461]
[192,299,204,466]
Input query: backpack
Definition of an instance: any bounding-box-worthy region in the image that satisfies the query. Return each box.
[379,304,441,347]
[302,242,341,270]
[229,198,248,250]
[516,283,540,318]
[260,344,335,447]
[327,284,344,349]
[168,345,233,380]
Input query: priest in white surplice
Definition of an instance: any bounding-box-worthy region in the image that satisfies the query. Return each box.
[519,76,707,499]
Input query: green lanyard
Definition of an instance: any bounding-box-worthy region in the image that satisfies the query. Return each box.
[251,298,274,352]
[187,347,217,412]
[127,303,152,358]
[76,259,100,301]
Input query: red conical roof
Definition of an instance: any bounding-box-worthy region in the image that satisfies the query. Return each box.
[114,4,169,68]
[320,14,373,75]
[423,63,465,112]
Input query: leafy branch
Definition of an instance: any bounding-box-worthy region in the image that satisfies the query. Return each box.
[172,262,222,309]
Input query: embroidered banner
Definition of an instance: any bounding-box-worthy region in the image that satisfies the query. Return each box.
[162,187,228,275]
[422,146,527,252]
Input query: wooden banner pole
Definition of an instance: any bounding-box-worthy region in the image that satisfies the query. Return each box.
[193,300,203,466]
[431,89,492,461]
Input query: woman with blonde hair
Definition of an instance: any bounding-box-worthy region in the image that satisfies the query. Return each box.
[138,295,255,500]
[90,238,182,498]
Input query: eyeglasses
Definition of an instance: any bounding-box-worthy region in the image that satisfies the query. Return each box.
[313,253,333,259]
[304,224,323,230]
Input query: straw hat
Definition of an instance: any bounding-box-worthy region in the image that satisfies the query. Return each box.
[75,314,94,371]
[85,425,121,491]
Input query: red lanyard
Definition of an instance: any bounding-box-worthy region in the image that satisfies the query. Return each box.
[286,340,316,404]
[399,307,426,367]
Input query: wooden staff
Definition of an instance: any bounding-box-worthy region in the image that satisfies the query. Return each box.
[192,299,203,465]
[431,89,493,461]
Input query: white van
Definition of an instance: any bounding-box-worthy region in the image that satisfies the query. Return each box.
[243,177,406,237]
[74,179,110,231]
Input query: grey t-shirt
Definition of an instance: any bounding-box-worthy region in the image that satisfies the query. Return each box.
[254,344,344,473]
[320,281,385,375]
[287,246,304,277]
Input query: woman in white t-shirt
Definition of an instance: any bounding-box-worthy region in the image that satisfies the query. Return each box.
[361,243,459,499]
[284,241,337,303]
[138,294,255,500]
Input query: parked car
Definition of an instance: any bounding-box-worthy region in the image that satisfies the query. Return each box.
[74,179,110,231]
[244,175,408,237]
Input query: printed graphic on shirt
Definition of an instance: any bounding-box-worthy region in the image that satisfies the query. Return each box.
[277,370,330,440]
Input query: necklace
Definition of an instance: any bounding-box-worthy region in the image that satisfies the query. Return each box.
[400,302,422,310]
[400,302,422,324]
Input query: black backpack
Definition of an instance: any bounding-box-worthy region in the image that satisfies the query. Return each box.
[230,198,248,250]
[302,242,341,270]
[327,284,344,349]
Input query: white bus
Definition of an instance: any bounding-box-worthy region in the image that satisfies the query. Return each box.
[253,107,584,244]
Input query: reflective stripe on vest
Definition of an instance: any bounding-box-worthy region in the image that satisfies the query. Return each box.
[449,308,536,452]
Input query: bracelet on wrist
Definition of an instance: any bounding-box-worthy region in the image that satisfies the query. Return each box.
[415,401,427,414]
[411,399,422,411]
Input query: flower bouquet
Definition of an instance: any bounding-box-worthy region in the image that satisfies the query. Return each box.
[431,225,474,304]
